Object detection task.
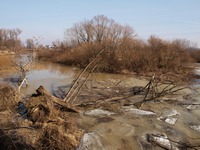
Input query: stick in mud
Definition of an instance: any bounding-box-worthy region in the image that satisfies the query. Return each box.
[63,47,106,102]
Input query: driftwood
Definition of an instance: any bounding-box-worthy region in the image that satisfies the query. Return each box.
[13,85,83,149]
[35,86,79,113]
[136,76,187,109]
[76,75,188,109]
[21,86,80,123]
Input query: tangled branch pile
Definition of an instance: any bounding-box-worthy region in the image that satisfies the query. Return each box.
[0,85,83,150]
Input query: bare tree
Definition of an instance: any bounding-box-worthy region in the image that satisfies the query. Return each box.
[13,54,34,93]
[65,15,136,47]
[0,28,22,51]
[26,39,35,50]
[64,15,137,72]
[8,28,22,51]
[32,35,43,60]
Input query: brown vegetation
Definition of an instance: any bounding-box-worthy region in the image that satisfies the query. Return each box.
[1,15,199,150]
[0,55,13,69]
[0,28,22,51]
[0,16,196,83]
[25,86,82,150]
[37,15,194,82]
[0,85,16,112]
[0,57,198,149]
[0,85,83,150]
[190,48,200,63]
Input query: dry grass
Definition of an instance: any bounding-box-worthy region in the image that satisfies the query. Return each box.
[39,118,82,150]
[0,84,16,112]
[0,112,82,150]
[0,55,13,69]
[0,84,83,150]
[24,87,83,149]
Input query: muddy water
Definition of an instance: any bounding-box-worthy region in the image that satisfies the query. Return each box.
[78,98,200,149]
[1,58,200,149]
[0,59,148,96]
[21,62,77,95]
[0,61,75,95]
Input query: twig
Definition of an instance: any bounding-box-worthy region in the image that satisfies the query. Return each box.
[159,81,174,95]
[181,103,200,105]
[72,62,100,102]
[0,126,35,131]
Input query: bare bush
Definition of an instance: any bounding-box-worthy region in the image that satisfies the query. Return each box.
[190,48,200,63]
[37,15,194,82]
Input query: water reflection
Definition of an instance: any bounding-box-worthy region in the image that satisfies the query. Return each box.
[21,62,77,95]
[0,57,149,96]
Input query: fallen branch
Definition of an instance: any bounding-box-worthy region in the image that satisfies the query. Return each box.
[17,77,28,93]
[36,86,79,113]
[138,75,187,109]
[72,62,100,102]
[0,126,34,131]
[181,103,200,105]
[64,47,106,102]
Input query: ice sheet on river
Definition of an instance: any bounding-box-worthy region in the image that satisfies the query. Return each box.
[84,108,116,116]
[122,107,156,115]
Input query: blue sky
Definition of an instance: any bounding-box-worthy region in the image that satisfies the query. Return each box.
[0,0,200,47]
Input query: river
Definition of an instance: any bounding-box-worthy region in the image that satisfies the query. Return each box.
[0,57,148,97]
[1,56,200,149]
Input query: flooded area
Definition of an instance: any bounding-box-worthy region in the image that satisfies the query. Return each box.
[0,56,148,96]
[77,94,200,149]
[1,56,200,149]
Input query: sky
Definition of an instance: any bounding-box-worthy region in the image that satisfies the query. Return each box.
[0,0,200,47]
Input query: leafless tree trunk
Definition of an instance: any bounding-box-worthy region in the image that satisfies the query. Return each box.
[12,53,35,102]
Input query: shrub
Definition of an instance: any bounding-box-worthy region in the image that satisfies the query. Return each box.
[37,16,194,82]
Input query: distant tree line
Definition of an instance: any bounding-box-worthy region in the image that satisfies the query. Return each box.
[37,15,200,81]
[1,15,200,81]
[0,28,22,51]
[0,29,47,51]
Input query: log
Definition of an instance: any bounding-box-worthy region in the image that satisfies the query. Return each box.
[36,86,79,113]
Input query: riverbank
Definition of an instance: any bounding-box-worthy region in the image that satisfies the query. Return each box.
[0,52,195,85]
[1,71,200,149]
[37,44,194,83]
